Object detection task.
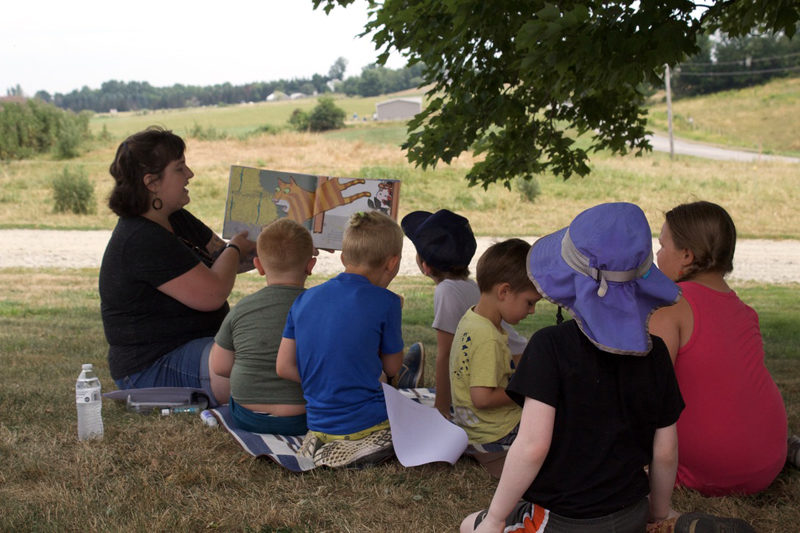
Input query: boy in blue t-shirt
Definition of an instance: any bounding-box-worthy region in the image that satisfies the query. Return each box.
[276,211,405,467]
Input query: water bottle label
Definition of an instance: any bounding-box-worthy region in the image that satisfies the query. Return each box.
[76,390,100,403]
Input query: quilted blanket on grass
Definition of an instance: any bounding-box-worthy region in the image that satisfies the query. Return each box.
[209,386,469,472]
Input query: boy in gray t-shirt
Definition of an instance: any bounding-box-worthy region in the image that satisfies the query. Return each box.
[209,219,316,435]
[402,210,528,419]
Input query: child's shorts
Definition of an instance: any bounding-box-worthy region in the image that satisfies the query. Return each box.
[229,397,307,435]
[472,497,648,533]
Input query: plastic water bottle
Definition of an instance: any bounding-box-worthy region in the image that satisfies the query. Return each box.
[76,363,103,440]
[200,409,218,427]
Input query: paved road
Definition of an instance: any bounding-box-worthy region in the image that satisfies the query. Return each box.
[648,133,800,163]
[3,230,799,284]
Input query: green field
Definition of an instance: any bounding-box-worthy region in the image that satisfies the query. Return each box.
[90,90,428,140]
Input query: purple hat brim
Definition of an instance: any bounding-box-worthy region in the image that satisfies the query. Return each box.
[527,227,681,355]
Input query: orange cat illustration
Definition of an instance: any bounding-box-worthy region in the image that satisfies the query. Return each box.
[273,177,371,223]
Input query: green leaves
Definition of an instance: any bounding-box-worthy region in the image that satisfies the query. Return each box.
[312,0,797,188]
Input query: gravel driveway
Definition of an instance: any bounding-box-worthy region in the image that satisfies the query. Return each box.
[3,229,798,284]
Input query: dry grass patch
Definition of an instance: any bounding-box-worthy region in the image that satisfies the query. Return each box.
[1,128,799,238]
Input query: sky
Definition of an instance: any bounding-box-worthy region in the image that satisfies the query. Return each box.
[1,0,407,96]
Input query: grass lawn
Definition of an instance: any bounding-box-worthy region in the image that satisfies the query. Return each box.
[0,270,798,532]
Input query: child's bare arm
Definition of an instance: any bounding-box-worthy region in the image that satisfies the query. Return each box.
[648,423,678,523]
[209,342,235,378]
[381,350,403,379]
[649,298,692,365]
[472,398,555,533]
[470,386,514,409]
[435,329,455,417]
[276,337,301,383]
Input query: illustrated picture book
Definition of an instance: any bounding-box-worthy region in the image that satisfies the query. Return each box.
[222,165,401,250]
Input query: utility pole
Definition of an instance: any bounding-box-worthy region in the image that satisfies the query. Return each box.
[665,64,674,159]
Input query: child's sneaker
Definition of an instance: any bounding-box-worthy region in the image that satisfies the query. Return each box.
[395,342,425,389]
[674,512,756,533]
[313,428,394,468]
[788,434,800,469]
[298,432,323,459]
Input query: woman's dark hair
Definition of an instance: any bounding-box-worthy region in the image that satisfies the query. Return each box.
[108,126,186,217]
[665,201,736,280]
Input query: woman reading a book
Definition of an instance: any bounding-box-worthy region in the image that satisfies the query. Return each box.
[99,126,255,406]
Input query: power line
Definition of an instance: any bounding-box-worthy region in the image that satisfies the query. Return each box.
[677,65,800,76]
[683,50,800,67]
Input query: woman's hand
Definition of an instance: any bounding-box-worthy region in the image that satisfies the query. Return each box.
[228,231,257,272]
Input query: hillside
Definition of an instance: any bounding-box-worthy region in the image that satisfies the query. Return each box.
[647,76,800,156]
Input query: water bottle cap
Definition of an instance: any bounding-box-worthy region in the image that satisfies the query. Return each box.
[82,363,93,371]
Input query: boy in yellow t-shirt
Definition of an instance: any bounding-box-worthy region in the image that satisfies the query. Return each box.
[450,239,541,476]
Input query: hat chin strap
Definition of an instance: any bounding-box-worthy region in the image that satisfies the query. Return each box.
[561,230,653,297]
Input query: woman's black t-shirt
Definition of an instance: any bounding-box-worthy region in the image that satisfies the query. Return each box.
[99,210,229,379]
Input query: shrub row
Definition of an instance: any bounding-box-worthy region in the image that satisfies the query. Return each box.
[0,99,92,160]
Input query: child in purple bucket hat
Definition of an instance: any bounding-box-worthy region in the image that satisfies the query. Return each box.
[462,203,757,533]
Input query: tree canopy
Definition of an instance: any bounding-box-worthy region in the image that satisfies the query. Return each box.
[313,0,800,188]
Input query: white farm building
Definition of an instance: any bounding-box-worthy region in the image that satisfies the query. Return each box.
[375,97,422,121]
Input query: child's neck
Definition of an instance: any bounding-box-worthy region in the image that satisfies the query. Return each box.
[265,275,306,288]
[432,273,469,285]
[473,295,503,330]
[345,264,385,287]
[686,271,731,292]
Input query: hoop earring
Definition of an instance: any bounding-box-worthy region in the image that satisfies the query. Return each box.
[152,197,163,210]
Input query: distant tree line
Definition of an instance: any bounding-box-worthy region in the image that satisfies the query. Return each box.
[672,29,800,97]
[340,63,425,97]
[29,59,425,113]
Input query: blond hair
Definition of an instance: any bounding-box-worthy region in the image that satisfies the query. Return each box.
[257,218,314,274]
[341,211,403,269]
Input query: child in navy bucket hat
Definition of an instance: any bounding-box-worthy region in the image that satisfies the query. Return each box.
[402,210,529,418]
[462,203,688,533]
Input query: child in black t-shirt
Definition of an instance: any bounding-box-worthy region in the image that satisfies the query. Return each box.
[462,202,685,533]
[463,202,757,533]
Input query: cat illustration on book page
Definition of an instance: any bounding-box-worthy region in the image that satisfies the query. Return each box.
[272,177,371,223]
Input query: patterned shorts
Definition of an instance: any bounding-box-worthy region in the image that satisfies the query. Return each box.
[473,497,648,533]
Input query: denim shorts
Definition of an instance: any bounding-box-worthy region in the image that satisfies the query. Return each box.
[113,337,218,407]
[229,397,307,435]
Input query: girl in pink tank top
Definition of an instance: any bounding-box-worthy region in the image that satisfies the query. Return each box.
[650,201,788,496]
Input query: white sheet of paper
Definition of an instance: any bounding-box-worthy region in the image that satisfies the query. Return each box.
[382,383,468,466]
